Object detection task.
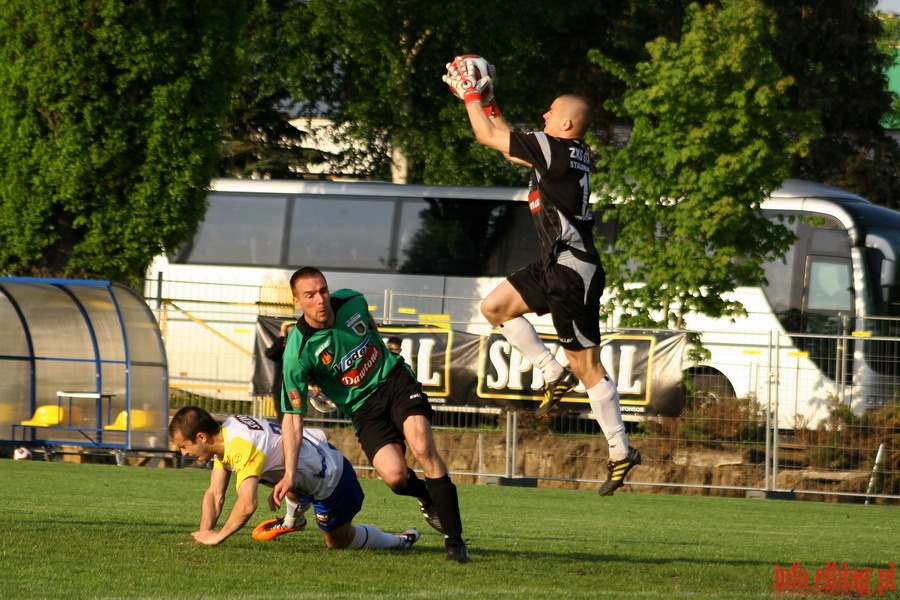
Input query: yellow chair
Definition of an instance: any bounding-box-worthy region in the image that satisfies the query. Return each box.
[21,405,65,427]
[104,409,151,431]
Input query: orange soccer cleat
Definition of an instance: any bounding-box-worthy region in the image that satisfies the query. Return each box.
[251,516,307,541]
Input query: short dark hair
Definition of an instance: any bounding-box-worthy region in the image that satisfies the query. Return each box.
[168,406,220,441]
[387,336,402,346]
[290,266,326,293]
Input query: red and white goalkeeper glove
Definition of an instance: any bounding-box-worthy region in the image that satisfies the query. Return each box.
[442,61,481,104]
[443,55,501,117]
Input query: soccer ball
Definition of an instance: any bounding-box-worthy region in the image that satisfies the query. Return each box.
[13,447,32,461]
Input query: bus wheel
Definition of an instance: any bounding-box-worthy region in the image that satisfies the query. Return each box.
[685,370,735,409]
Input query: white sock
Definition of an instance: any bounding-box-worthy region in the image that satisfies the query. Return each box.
[348,524,402,550]
[587,376,629,461]
[282,496,300,527]
[499,317,563,381]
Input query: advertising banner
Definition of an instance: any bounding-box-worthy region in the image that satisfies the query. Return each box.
[253,317,686,416]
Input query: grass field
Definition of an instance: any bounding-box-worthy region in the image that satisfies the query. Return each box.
[1,459,897,599]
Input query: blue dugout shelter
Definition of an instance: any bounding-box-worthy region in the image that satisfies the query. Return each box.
[0,278,168,451]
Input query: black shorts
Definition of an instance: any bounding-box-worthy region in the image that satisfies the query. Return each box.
[508,252,605,350]
[351,364,434,463]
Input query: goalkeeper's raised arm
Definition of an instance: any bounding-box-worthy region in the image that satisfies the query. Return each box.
[443,55,528,166]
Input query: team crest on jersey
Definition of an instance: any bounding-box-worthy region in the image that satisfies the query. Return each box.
[345,312,367,336]
[319,349,334,366]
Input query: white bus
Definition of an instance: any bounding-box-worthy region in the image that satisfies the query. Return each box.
[145,178,900,427]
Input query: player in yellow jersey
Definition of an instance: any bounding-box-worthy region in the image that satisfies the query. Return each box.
[169,406,419,550]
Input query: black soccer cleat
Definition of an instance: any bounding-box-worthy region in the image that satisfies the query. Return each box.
[418,498,445,534]
[598,446,642,496]
[445,537,470,563]
[535,368,578,418]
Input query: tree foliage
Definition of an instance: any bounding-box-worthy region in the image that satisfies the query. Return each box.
[0,1,248,285]
[2,0,896,286]
[764,0,900,208]
[878,13,900,129]
[271,0,534,185]
[229,0,695,185]
[216,0,330,179]
[592,0,816,331]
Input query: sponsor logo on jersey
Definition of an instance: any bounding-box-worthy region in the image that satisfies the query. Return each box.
[234,415,264,431]
[337,340,380,386]
[568,146,589,163]
[336,339,370,373]
[345,312,367,336]
[289,388,303,409]
[528,189,542,213]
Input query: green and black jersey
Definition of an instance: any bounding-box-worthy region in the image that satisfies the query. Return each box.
[281,289,404,416]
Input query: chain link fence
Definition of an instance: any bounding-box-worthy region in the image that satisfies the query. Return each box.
[151,280,898,503]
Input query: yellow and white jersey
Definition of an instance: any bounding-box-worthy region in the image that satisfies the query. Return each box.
[213,415,344,499]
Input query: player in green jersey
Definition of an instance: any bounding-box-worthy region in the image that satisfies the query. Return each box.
[272,267,470,563]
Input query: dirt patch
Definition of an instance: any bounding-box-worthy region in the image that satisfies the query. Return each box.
[324,428,887,502]
[45,424,890,503]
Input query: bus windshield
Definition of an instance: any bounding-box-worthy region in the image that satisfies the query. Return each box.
[864,228,900,318]
[841,201,900,318]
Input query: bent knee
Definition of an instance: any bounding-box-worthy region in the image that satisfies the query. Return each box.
[379,468,410,492]
[480,296,505,325]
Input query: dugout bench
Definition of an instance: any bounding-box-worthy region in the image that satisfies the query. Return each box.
[12,391,181,467]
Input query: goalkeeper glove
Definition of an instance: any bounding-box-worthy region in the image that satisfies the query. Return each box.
[442,66,482,105]
[458,56,500,117]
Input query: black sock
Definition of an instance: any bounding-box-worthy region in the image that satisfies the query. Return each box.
[426,474,463,540]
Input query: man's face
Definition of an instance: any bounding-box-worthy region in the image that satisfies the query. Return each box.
[293,274,333,329]
[171,431,215,463]
[542,97,567,137]
[543,96,575,139]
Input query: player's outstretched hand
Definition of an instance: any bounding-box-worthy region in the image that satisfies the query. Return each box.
[442,62,475,101]
[459,55,495,103]
[191,529,222,546]
[444,55,494,106]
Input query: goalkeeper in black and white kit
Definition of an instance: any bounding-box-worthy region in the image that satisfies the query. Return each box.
[443,56,640,495]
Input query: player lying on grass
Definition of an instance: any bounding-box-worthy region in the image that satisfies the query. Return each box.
[168,406,419,550]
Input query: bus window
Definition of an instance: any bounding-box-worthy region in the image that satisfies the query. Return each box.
[287,195,395,271]
[806,259,853,312]
[397,198,539,276]
[177,193,287,265]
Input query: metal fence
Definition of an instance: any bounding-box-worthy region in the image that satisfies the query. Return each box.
[151,279,899,503]
[278,400,896,505]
